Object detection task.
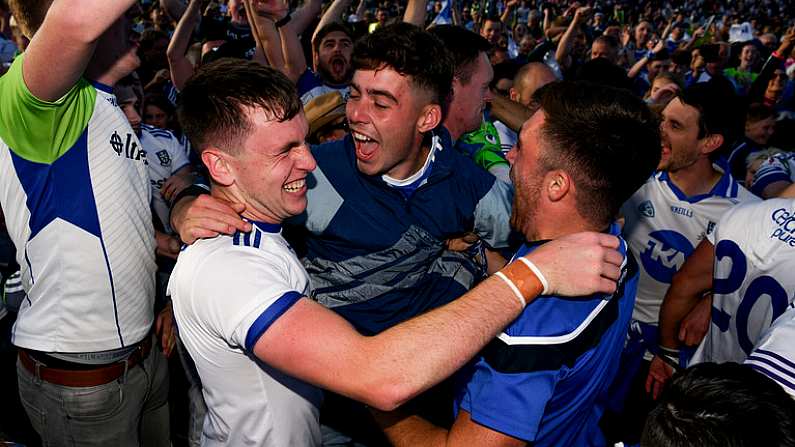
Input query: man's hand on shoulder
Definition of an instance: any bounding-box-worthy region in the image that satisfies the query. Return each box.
[525,231,623,297]
[171,194,250,244]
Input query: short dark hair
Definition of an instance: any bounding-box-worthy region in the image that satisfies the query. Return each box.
[642,362,795,447]
[177,59,302,154]
[678,79,742,155]
[429,25,491,85]
[353,23,453,110]
[534,81,661,227]
[575,58,632,91]
[312,22,354,53]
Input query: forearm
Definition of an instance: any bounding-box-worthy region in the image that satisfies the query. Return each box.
[289,0,322,35]
[554,22,578,65]
[313,0,354,42]
[627,56,649,79]
[658,279,706,348]
[490,94,532,132]
[166,0,201,63]
[403,0,427,26]
[380,413,449,447]
[359,268,529,409]
[280,25,309,82]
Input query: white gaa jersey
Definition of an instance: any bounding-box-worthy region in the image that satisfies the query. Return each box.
[693,198,795,364]
[751,152,795,195]
[622,170,757,324]
[745,304,795,399]
[169,221,322,447]
[0,61,155,353]
[140,124,190,232]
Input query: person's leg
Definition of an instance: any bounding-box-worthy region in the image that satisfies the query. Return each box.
[139,341,171,447]
[17,358,142,447]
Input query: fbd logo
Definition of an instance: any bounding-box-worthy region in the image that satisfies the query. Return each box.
[639,200,655,218]
[640,230,694,283]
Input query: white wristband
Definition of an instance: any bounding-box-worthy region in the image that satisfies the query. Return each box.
[517,257,549,295]
[494,271,527,308]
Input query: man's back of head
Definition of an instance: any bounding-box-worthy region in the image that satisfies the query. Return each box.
[532,81,661,228]
[510,62,556,106]
[642,362,795,447]
[429,25,491,86]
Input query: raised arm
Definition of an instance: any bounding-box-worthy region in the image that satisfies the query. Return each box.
[403,0,427,27]
[312,0,354,43]
[288,0,322,35]
[167,0,202,90]
[20,0,139,101]
[489,93,533,133]
[555,6,590,68]
[160,0,188,23]
[257,231,624,411]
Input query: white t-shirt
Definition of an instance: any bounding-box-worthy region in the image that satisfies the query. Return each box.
[745,304,795,399]
[169,221,322,446]
[622,169,757,324]
[140,124,190,233]
[693,198,795,364]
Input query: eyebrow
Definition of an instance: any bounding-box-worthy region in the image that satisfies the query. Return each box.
[350,82,399,104]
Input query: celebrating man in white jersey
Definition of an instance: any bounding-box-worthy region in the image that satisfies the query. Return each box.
[649,198,795,395]
[168,59,625,446]
[0,0,172,444]
[607,80,757,442]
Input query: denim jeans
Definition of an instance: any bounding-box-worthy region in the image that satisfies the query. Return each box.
[16,336,170,447]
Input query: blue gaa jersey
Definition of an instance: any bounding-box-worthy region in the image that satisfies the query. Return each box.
[294,128,512,335]
[622,169,757,325]
[692,198,795,365]
[455,224,638,446]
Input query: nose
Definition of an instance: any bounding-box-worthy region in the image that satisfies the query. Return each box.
[506,145,516,165]
[295,144,317,172]
[346,99,367,125]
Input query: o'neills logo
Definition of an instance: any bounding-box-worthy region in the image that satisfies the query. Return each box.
[770,208,795,247]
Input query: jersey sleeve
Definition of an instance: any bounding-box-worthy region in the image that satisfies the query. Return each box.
[168,133,191,174]
[458,356,558,442]
[472,178,513,249]
[0,54,96,164]
[192,247,304,352]
[744,306,795,399]
[751,155,793,196]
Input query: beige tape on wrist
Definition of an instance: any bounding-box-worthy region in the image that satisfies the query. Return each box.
[495,256,547,308]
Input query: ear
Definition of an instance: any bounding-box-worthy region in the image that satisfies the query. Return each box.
[701,133,724,155]
[509,87,519,102]
[201,148,236,187]
[545,169,572,202]
[416,103,443,134]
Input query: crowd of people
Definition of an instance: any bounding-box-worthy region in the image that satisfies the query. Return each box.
[0,0,794,446]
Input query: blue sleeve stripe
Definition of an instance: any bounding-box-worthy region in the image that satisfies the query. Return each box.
[752,349,795,374]
[752,172,791,195]
[244,291,303,352]
[748,364,795,393]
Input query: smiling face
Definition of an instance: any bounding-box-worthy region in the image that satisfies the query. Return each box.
[315,31,354,85]
[346,67,435,179]
[223,108,317,224]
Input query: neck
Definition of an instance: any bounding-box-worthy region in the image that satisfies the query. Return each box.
[385,137,432,180]
[533,208,605,241]
[668,159,722,197]
[85,58,132,89]
[212,187,280,226]
[443,120,466,143]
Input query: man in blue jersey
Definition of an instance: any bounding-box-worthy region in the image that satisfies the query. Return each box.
[172,23,514,335]
[377,81,661,447]
[0,0,171,445]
